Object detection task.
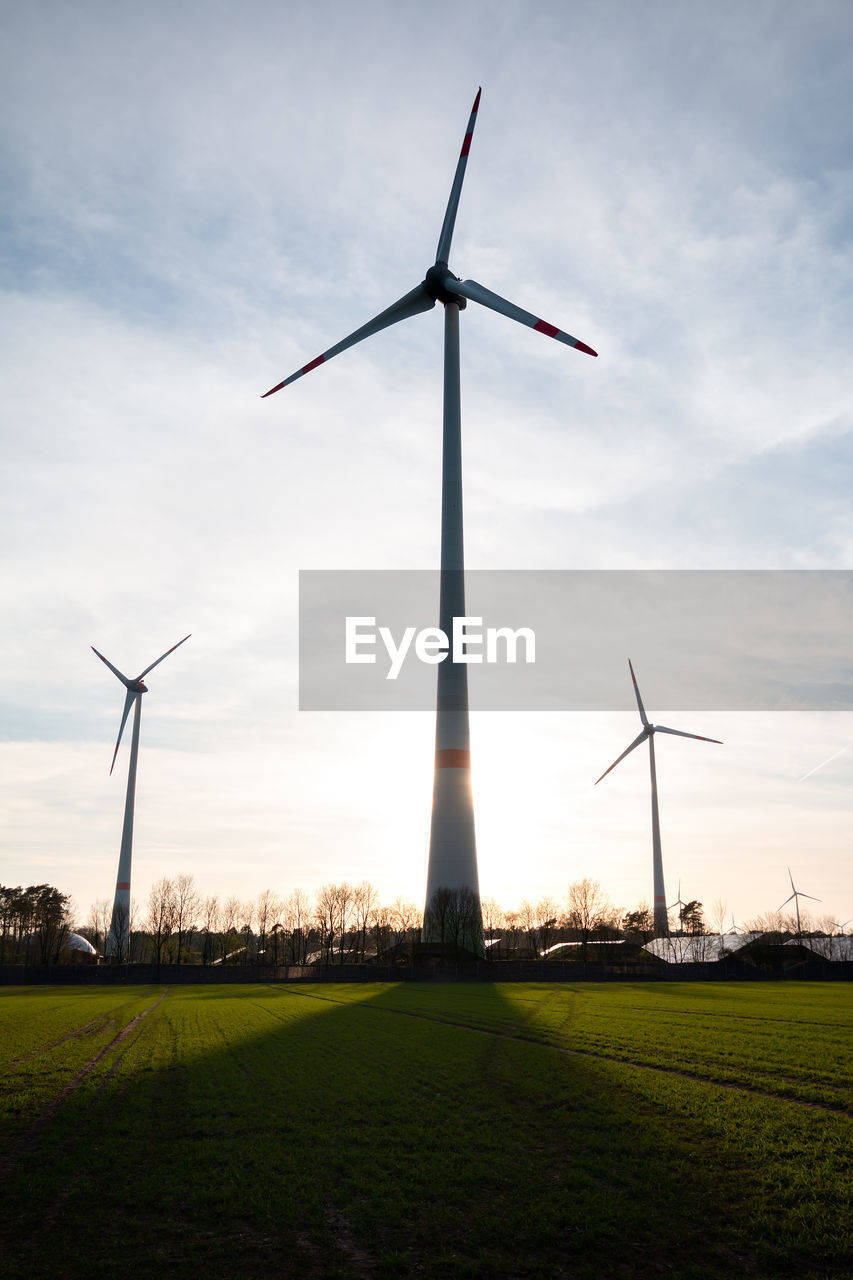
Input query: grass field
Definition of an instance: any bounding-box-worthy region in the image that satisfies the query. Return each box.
[0,981,850,1279]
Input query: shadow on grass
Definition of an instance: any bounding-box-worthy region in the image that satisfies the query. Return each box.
[0,981,847,1280]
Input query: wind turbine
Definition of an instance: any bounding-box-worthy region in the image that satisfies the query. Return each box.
[778,866,820,939]
[595,660,722,937]
[92,634,190,958]
[668,880,687,933]
[262,90,596,952]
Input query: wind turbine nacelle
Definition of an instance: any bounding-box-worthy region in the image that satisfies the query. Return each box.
[424,264,467,308]
[133,680,148,693]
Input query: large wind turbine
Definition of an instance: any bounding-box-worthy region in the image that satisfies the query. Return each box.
[778,866,820,939]
[595,660,722,937]
[92,634,190,958]
[262,90,596,951]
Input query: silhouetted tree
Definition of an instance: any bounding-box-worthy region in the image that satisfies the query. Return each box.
[31,885,72,963]
[172,873,199,964]
[146,877,176,966]
[679,900,705,934]
[622,904,655,945]
[424,886,483,954]
[567,878,609,961]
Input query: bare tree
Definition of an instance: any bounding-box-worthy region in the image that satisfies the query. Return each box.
[711,897,728,939]
[480,896,505,957]
[566,878,609,961]
[282,889,311,964]
[314,883,357,963]
[128,896,145,961]
[109,899,132,964]
[517,899,538,955]
[501,908,523,956]
[816,915,842,962]
[391,897,421,949]
[424,886,482,953]
[745,909,786,937]
[240,901,255,964]
[146,877,176,966]
[371,904,394,959]
[173,873,199,964]
[536,895,560,955]
[255,890,281,965]
[220,895,241,963]
[315,883,338,963]
[200,895,219,965]
[352,882,378,962]
[86,898,112,957]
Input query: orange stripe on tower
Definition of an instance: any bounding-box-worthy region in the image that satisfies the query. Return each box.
[116,882,131,890]
[435,748,470,769]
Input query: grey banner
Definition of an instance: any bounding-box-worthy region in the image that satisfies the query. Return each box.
[298,570,853,711]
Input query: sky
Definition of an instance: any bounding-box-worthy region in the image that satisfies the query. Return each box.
[1,0,851,930]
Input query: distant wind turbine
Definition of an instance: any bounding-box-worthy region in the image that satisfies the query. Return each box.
[92,635,190,957]
[595,660,722,937]
[668,880,687,932]
[262,90,597,952]
[778,866,820,938]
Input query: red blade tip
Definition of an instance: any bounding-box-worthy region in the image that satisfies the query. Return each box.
[575,340,598,357]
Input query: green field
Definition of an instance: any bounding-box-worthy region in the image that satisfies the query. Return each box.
[1,982,850,1278]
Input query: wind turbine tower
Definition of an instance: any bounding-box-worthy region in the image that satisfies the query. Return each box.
[262,91,597,951]
[595,660,722,937]
[92,634,190,958]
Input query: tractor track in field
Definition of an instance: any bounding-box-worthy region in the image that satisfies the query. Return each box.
[0,988,169,1185]
[265,985,849,1116]
[4,994,152,1071]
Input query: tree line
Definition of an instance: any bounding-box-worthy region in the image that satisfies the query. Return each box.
[3,875,841,967]
[73,876,783,965]
[0,884,73,964]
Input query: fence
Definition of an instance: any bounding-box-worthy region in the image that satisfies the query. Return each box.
[1,956,849,984]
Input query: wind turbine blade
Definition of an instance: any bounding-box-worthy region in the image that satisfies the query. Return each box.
[668,881,683,911]
[92,646,131,688]
[110,689,136,775]
[444,277,597,356]
[137,633,191,680]
[435,87,482,265]
[594,729,648,785]
[799,892,821,903]
[654,725,723,744]
[628,659,649,726]
[778,893,795,911]
[261,284,435,397]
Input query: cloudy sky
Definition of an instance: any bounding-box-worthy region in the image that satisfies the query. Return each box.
[1,0,851,929]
